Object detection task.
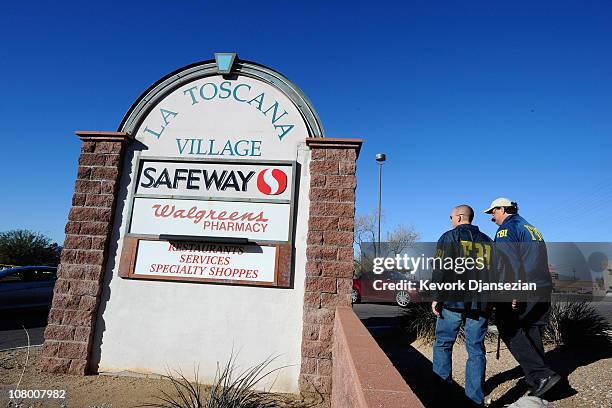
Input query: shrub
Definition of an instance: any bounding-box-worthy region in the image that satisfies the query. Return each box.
[403,301,611,348]
[402,304,498,344]
[401,303,438,343]
[543,301,611,347]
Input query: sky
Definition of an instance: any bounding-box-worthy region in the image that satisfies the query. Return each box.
[1,1,611,244]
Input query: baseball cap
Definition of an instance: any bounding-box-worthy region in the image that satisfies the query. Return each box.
[484,197,516,214]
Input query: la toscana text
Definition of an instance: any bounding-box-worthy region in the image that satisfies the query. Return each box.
[142,81,295,157]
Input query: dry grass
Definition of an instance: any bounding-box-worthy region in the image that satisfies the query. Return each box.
[139,354,322,408]
[0,348,324,408]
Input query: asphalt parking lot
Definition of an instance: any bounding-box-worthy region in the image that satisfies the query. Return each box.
[591,298,612,323]
[354,296,612,326]
[0,309,48,351]
[0,297,609,351]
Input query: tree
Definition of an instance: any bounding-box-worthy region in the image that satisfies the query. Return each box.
[0,229,62,267]
[353,209,419,277]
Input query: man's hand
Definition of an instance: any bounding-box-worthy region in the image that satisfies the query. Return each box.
[511,299,518,310]
[432,301,440,317]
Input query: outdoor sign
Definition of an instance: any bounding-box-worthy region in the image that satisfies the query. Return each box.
[117,58,308,287]
[135,159,294,201]
[129,197,291,241]
[132,75,310,161]
[131,240,279,284]
[44,55,329,392]
[127,157,296,244]
[121,156,296,285]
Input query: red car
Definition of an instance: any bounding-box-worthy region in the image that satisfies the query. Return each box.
[352,271,418,307]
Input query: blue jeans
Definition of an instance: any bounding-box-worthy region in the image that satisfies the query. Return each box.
[433,308,488,405]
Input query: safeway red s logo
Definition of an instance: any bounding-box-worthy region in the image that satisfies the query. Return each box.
[257,169,288,195]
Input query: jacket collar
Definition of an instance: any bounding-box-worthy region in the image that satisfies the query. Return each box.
[500,214,517,227]
[455,223,480,232]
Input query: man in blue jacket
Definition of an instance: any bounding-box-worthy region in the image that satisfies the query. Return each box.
[431,204,493,407]
[485,197,561,398]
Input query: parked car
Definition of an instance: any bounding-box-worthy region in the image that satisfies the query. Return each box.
[0,266,57,311]
[352,270,418,307]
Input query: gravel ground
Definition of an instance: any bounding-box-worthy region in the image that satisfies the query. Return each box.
[415,339,612,407]
[1,339,608,407]
[0,348,323,408]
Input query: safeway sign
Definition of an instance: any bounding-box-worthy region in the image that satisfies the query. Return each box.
[135,159,294,201]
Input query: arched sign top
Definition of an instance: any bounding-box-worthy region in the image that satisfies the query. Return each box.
[118,58,324,140]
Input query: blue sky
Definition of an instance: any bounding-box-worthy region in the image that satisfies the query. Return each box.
[1,1,611,243]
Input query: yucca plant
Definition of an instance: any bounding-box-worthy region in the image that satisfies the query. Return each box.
[401,303,439,343]
[399,304,495,344]
[543,301,611,347]
[139,354,316,408]
[137,364,205,408]
[206,354,283,408]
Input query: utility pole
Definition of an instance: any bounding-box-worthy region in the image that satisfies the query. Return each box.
[375,153,386,257]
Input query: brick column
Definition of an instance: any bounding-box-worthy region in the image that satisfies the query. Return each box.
[300,137,362,397]
[40,131,132,375]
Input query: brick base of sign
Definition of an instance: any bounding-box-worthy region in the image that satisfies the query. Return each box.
[299,138,362,397]
[40,131,131,375]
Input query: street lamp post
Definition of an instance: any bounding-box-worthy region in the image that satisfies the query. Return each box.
[375,153,386,257]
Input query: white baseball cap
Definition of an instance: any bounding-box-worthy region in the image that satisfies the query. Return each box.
[484,197,516,214]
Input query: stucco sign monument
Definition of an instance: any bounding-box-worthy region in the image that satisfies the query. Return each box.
[41,54,362,396]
